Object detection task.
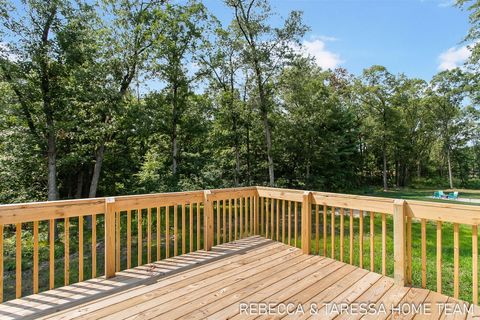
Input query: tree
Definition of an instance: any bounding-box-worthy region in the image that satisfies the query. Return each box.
[200,24,246,186]
[0,0,107,236]
[152,0,209,180]
[277,58,358,190]
[225,0,308,186]
[356,66,398,191]
[428,69,472,188]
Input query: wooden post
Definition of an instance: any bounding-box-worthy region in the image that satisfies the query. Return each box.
[393,199,406,286]
[301,191,312,254]
[203,191,213,251]
[254,191,259,235]
[105,197,116,278]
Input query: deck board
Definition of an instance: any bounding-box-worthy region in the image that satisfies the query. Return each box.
[0,236,477,320]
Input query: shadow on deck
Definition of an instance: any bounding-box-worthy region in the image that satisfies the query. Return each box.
[0,236,477,319]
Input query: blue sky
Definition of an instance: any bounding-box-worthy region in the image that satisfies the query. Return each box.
[203,0,471,81]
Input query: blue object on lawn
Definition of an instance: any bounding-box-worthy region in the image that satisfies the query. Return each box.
[433,190,444,199]
[448,191,459,200]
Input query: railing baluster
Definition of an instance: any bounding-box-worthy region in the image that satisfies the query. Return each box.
[421,218,426,288]
[264,198,268,239]
[196,203,200,251]
[350,209,354,265]
[370,211,374,272]
[437,221,442,293]
[0,224,3,303]
[282,200,286,244]
[49,219,54,289]
[182,204,186,254]
[116,211,120,272]
[16,223,21,298]
[240,198,244,239]
[79,216,83,282]
[64,218,69,285]
[104,198,116,278]
[127,210,131,268]
[294,202,298,247]
[246,197,250,236]
[359,210,363,269]
[233,198,237,240]
[331,207,335,259]
[33,220,39,293]
[157,207,161,260]
[276,198,279,241]
[393,200,405,286]
[190,204,193,252]
[340,208,344,261]
[454,223,459,299]
[166,206,170,258]
[473,225,478,305]
[382,212,386,275]
[323,205,327,256]
[217,201,220,244]
[406,216,412,285]
[138,208,143,265]
[229,199,232,242]
[92,214,96,278]
[174,205,178,256]
[147,208,152,263]
[270,198,274,240]
[223,200,226,243]
[315,205,319,254]
[288,201,291,245]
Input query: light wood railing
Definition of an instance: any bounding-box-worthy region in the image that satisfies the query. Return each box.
[257,186,480,305]
[1,186,480,304]
[0,187,256,302]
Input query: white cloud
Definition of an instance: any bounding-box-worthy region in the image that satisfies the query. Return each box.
[438,46,470,71]
[294,38,343,69]
[438,0,454,8]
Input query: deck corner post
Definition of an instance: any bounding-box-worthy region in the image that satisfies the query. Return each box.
[254,187,259,235]
[393,199,406,286]
[203,190,213,251]
[301,191,313,254]
[105,197,116,279]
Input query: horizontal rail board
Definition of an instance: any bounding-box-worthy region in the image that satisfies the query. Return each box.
[406,200,480,225]
[312,193,394,214]
[256,187,304,202]
[114,191,204,210]
[0,198,105,224]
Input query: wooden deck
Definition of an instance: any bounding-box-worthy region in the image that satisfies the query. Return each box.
[0,236,477,320]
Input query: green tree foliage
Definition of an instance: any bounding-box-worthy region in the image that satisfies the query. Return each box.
[0,0,478,206]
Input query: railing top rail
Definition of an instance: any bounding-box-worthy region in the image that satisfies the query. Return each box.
[1,185,480,225]
[406,199,480,225]
[0,197,106,224]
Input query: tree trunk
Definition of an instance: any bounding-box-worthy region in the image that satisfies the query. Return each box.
[75,170,84,199]
[447,147,454,189]
[89,143,105,198]
[382,144,388,191]
[47,131,58,200]
[172,84,178,176]
[254,65,274,186]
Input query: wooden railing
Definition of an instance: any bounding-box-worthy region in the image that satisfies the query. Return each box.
[257,186,480,305]
[0,187,256,302]
[1,186,480,304]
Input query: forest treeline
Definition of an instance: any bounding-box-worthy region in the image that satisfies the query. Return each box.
[0,0,479,203]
